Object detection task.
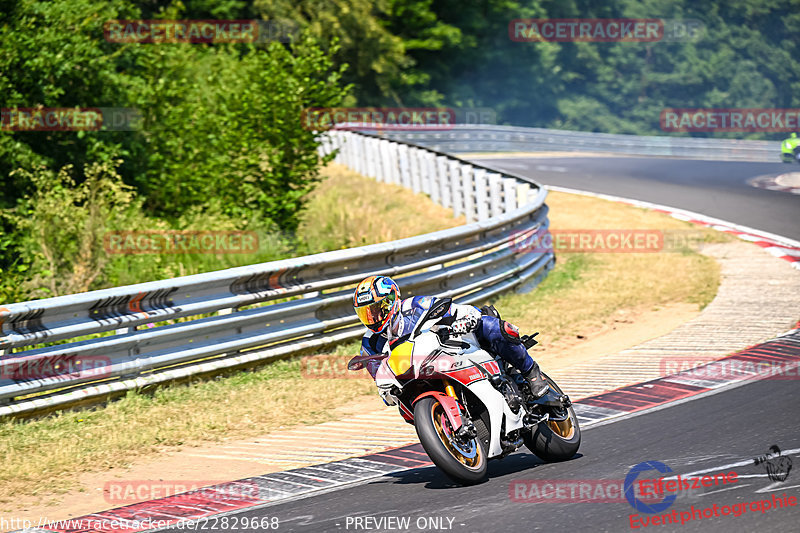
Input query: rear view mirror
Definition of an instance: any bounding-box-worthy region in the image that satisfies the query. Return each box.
[347,355,366,371]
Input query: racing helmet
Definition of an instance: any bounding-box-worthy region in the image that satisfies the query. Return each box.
[353,275,400,333]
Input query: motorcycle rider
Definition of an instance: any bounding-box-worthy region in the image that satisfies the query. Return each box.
[352,275,549,404]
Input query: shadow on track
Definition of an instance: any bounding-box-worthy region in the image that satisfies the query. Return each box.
[381,451,585,489]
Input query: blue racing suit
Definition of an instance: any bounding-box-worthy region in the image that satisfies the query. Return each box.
[359,295,535,379]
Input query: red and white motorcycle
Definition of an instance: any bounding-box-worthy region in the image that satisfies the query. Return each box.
[348,300,580,485]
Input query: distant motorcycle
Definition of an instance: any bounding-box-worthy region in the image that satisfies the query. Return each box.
[348,300,580,484]
[781,132,800,163]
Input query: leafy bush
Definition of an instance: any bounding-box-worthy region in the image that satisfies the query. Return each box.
[0,0,350,302]
[1,160,142,298]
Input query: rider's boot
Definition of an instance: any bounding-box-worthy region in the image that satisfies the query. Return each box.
[523,361,549,399]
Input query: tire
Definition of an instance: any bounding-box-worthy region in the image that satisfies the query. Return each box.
[523,373,581,462]
[794,147,800,163]
[414,396,487,485]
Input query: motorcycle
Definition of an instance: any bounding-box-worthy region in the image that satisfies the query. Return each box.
[348,300,581,485]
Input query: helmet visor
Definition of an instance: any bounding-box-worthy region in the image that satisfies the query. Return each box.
[355,294,395,331]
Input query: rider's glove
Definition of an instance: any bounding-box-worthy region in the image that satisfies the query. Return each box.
[450,313,481,336]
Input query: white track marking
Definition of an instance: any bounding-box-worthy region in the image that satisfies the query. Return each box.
[756,482,800,493]
[699,484,752,497]
[535,164,567,172]
[660,447,800,480]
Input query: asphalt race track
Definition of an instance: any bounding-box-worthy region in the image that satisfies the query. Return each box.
[465,156,800,240]
[160,378,800,533]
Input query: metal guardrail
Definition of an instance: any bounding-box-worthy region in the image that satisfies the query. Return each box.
[0,130,553,417]
[376,125,781,162]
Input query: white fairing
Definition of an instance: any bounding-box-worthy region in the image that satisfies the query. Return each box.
[458,345,525,457]
[376,320,525,459]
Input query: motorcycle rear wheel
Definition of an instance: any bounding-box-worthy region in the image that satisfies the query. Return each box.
[524,373,581,462]
[414,396,487,485]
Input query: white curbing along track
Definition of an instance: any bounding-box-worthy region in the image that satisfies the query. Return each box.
[748,173,800,195]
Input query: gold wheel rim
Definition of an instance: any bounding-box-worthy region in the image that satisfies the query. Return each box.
[544,374,575,440]
[431,402,482,469]
[548,416,575,440]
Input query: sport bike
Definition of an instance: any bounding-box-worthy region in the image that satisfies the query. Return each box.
[348,300,580,485]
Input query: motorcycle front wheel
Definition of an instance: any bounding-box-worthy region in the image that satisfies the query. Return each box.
[414,396,487,485]
[524,373,581,462]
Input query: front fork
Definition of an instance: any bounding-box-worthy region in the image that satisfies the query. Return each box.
[444,379,478,441]
[413,379,469,436]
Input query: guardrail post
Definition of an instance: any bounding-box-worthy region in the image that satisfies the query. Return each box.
[399,145,412,189]
[502,177,516,213]
[375,138,384,179]
[448,159,462,216]
[410,148,422,193]
[0,347,6,407]
[335,132,345,164]
[488,172,503,218]
[428,154,440,203]
[462,164,476,223]
[316,134,326,159]
[330,133,340,163]
[474,168,488,221]
[356,135,367,175]
[373,137,382,178]
[342,132,353,166]
[350,132,359,168]
[383,139,394,183]
[341,132,351,166]
[434,155,448,207]
[421,152,434,196]
[517,182,531,208]
[326,133,336,157]
[371,137,381,178]
[116,325,142,379]
[365,138,376,178]
[389,142,401,184]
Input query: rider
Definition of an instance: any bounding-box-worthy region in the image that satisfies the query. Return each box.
[353,275,549,402]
